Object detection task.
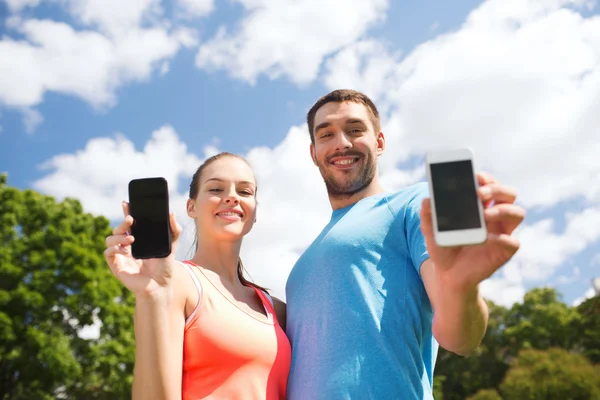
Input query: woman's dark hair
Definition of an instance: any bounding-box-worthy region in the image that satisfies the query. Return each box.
[189,152,268,293]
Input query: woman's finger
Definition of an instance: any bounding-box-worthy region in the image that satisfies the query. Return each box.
[170,212,182,243]
[112,215,134,236]
[105,234,135,248]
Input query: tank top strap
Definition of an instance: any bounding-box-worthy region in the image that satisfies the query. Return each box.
[252,287,279,325]
[180,260,203,329]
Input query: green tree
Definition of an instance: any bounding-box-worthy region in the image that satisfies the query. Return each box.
[499,348,600,400]
[503,287,579,355]
[467,388,502,400]
[0,174,135,399]
[576,295,600,363]
[436,301,510,400]
[432,374,445,399]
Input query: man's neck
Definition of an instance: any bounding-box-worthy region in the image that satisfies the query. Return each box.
[329,179,385,211]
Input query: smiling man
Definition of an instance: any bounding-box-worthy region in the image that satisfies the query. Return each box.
[285,89,525,399]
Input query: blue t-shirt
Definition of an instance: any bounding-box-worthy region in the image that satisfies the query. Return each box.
[285,183,438,400]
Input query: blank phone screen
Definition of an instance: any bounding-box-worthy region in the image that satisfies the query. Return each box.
[430,160,482,231]
[129,178,171,258]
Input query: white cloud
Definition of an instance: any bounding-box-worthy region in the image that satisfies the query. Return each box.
[21,107,43,133]
[480,275,526,308]
[556,266,580,284]
[4,0,40,13]
[195,0,389,85]
[479,206,600,306]
[0,1,197,128]
[160,61,170,76]
[64,0,164,39]
[176,0,215,19]
[33,125,202,221]
[513,209,600,281]
[572,287,596,306]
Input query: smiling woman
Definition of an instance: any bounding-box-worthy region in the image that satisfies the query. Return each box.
[103,152,291,400]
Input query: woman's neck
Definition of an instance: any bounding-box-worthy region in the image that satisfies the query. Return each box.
[191,236,243,285]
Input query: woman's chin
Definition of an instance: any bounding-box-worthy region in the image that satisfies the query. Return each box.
[214,227,246,241]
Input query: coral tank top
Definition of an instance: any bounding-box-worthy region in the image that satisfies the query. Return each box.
[180,261,291,400]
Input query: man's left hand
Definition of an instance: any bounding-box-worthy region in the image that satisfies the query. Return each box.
[420,172,526,291]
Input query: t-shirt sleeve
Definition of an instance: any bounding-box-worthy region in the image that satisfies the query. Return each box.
[405,183,431,276]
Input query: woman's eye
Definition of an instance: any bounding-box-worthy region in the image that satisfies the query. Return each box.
[239,190,253,196]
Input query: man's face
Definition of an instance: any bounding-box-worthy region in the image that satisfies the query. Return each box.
[310,101,385,198]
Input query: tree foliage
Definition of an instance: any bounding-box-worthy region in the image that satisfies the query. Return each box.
[500,348,600,400]
[0,174,135,399]
[576,295,600,364]
[436,287,600,399]
[467,388,502,400]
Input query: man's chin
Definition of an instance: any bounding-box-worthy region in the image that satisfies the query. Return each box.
[325,181,361,197]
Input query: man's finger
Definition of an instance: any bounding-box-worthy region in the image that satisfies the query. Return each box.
[486,233,521,256]
[484,204,526,234]
[477,171,497,187]
[478,183,517,205]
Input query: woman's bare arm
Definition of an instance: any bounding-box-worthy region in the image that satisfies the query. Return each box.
[131,263,195,400]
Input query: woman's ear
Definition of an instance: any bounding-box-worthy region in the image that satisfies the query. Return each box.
[186,198,196,218]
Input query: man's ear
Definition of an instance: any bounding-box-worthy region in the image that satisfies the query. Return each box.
[186,198,196,218]
[310,142,318,166]
[376,131,385,157]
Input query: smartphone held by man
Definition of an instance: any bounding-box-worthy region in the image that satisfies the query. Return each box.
[426,148,487,247]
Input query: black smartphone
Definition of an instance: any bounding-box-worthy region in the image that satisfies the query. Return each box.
[128,177,172,259]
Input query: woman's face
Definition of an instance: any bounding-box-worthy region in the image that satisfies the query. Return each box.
[187,157,257,242]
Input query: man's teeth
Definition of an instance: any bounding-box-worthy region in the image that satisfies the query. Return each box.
[219,212,240,217]
[335,159,357,165]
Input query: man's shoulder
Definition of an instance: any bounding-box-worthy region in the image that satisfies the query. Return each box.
[383,182,429,213]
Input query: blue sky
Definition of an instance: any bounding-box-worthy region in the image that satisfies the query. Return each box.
[1,0,599,307]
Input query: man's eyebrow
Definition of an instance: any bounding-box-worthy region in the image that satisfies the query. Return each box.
[314,122,332,133]
[345,118,367,125]
[203,178,255,186]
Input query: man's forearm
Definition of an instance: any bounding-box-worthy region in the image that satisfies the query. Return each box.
[431,280,489,356]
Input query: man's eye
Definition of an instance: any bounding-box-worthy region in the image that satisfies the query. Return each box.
[209,188,222,192]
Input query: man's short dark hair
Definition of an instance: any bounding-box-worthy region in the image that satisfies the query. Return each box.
[306,89,381,143]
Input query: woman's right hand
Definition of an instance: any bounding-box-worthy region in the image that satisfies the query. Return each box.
[104,201,182,298]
